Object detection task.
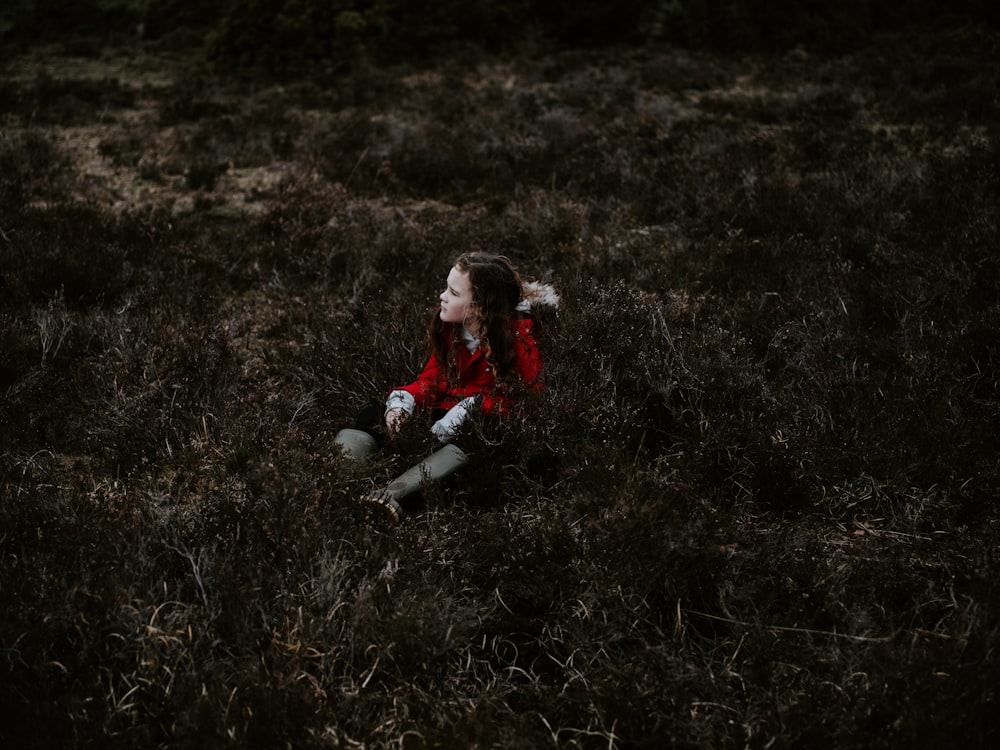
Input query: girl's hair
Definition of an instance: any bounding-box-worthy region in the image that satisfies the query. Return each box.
[429,252,524,379]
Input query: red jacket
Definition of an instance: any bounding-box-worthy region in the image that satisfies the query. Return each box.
[392,316,543,416]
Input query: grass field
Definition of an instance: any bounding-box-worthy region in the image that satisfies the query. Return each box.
[1,27,998,748]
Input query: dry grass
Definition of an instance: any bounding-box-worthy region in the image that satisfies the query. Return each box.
[1,29,998,749]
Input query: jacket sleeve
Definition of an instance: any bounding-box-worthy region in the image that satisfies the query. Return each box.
[515,332,545,393]
[479,330,545,416]
[391,348,446,410]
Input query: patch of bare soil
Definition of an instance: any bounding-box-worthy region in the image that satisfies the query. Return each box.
[3,46,297,217]
[0,43,777,220]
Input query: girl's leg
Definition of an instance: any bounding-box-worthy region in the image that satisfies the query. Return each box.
[363,443,470,523]
[334,404,384,460]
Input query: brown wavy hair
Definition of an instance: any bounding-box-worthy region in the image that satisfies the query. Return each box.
[428,253,524,381]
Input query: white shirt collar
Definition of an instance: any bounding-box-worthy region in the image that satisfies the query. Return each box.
[461,327,480,353]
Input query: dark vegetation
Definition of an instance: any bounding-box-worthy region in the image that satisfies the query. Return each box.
[2,1,999,748]
[4,0,1000,68]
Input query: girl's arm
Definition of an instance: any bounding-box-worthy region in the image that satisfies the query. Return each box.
[478,327,545,416]
[385,349,446,418]
[513,329,545,393]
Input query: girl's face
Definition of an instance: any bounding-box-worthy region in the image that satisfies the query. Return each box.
[439,266,475,328]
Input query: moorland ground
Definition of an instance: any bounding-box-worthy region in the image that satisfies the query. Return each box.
[1,23,998,750]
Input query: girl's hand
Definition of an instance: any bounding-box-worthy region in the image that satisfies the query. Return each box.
[385,407,407,432]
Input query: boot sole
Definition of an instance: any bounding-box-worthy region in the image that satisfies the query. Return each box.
[362,493,403,524]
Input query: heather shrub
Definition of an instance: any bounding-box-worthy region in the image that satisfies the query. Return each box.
[2,27,999,750]
[0,132,71,218]
[0,73,135,125]
[3,0,997,62]
[0,0,143,49]
[185,0,1000,77]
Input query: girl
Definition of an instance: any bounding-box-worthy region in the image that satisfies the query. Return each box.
[334,252,558,522]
